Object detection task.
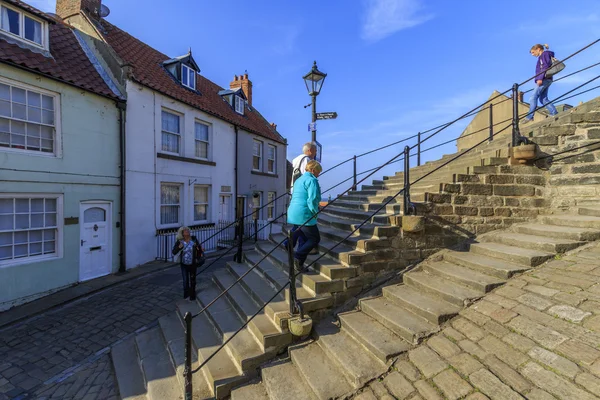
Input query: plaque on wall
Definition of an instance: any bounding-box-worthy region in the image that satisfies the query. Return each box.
[221,186,232,192]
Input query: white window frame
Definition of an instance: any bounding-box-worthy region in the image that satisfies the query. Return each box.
[0,76,60,157]
[267,192,276,220]
[267,144,276,174]
[181,64,196,90]
[252,192,262,220]
[194,121,210,160]
[159,183,181,227]
[235,95,244,115]
[252,140,262,171]
[160,110,181,155]
[0,193,63,267]
[193,185,210,223]
[0,2,47,50]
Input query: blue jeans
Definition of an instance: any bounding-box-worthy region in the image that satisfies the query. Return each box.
[283,225,305,250]
[293,225,320,264]
[526,79,557,120]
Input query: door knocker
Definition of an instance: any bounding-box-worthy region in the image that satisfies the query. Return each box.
[93,224,99,231]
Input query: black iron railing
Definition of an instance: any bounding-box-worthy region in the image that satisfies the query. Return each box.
[180,38,600,399]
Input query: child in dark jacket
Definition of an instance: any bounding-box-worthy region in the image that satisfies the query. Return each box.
[524,44,558,122]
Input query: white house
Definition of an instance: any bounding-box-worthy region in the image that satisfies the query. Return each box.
[56,0,288,269]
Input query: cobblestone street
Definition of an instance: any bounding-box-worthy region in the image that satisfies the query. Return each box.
[0,257,230,400]
[355,242,600,400]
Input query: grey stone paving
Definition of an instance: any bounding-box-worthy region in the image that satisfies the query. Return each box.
[352,243,600,399]
[0,257,230,400]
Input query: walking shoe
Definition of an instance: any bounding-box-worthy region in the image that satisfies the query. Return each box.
[294,258,304,273]
[521,118,533,125]
[309,248,319,255]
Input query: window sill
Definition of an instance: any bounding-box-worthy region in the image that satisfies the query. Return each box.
[251,171,279,178]
[0,254,60,269]
[157,153,216,166]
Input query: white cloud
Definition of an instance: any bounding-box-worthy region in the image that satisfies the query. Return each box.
[26,0,55,12]
[361,0,433,42]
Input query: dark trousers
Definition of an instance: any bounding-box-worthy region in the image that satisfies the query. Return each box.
[180,264,197,300]
[283,225,306,250]
[293,225,320,264]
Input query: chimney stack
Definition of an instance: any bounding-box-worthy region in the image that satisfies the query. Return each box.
[229,73,253,107]
[270,122,277,130]
[56,0,102,20]
[518,91,524,103]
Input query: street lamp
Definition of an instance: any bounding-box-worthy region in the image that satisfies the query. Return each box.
[303,61,327,143]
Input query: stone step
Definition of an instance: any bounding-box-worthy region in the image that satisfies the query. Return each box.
[225,261,290,331]
[469,242,553,267]
[484,232,584,253]
[290,341,354,399]
[382,284,461,325]
[360,296,437,344]
[423,261,505,293]
[404,271,482,307]
[317,212,399,238]
[255,241,345,295]
[135,327,182,400]
[540,214,600,230]
[177,300,247,399]
[273,231,360,264]
[316,321,387,388]
[514,223,600,242]
[338,310,410,363]
[111,337,147,400]
[212,269,291,353]
[197,283,271,373]
[321,205,390,222]
[443,251,529,279]
[261,362,315,400]
[243,251,334,315]
[230,382,269,400]
[579,206,600,218]
[332,199,403,214]
[158,313,213,400]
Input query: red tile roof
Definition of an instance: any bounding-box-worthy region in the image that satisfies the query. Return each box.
[0,11,118,99]
[98,20,286,144]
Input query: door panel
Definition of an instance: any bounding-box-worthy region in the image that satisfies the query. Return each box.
[79,203,111,281]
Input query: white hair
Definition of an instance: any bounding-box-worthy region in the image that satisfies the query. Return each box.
[302,142,317,154]
[176,226,190,241]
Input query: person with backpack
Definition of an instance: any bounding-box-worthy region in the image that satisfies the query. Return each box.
[285,142,318,253]
[287,160,323,272]
[523,44,559,124]
[172,226,205,300]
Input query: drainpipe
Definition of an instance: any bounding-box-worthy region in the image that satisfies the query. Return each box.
[117,100,127,273]
[234,125,239,223]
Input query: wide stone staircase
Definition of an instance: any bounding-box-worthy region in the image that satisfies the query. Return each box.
[110,98,600,400]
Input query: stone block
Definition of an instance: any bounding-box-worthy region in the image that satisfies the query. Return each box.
[526,388,557,400]
[427,193,452,204]
[587,127,600,139]
[428,336,461,359]
[556,339,600,366]
[528,346,580,379]
[432,369,472,400]
[458,340,488,361]
[551,175,600,186]
[478,336,528,368]
[507,315,568,349]
[394,360,421,382]
[521,361,597,400]
[472,300,517,324]
[494,285,526,299]
[572,163,600,174]
[502,332,536,353]
[448,353,483,377]
[503,197,520,207]
[454,206,479,216]
[548,305,591,323]
[484,294,519,310]
[516,293,554,311]
[355,389,378,400]
[485,174,515,184]
[479,207,494,217]
[468,195,505,207]
[443,183,462,193]
[494,208,512,217]
[443,327,466,342]
[409,346,448,378]
[493,185,535,196]
[523,285,559,297]
[465,393,490,400]
[575,373,600,396]
[413,380,443,400]
[534,135,558,145]
[461,184,493,196]
[452,195,469,205]
[383,371,415,399]
[433,205,454,215]
[515,175,546,185]
[468,369,523,400]
[483,355,531,393]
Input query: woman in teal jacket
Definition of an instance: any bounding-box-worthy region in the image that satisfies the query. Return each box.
[287,160,322,270]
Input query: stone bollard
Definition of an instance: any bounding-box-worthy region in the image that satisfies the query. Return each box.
[289,316,313,337]
[402,215,424,233]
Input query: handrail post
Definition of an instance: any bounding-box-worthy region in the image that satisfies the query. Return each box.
[417,132,421,166]
[488,103,494,142]
[234,217,243,263]
[511,83,520,146]
[183,312,193,400]
[352,155,357,191]
[253,219,258,243]
[287,228,297,315]
[164,233,168,262]
[403,146,411,215]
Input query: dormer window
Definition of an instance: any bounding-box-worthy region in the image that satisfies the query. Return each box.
[0,3,46,49]
[235,95,244,115]
[181,64,196,90]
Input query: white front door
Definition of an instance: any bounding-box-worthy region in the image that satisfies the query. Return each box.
[219,195,231,221]
[79,202,111,281]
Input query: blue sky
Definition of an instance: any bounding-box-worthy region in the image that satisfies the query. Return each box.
[32,0,600,194]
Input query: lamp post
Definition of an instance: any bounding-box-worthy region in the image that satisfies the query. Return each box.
[303,61,327,143]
